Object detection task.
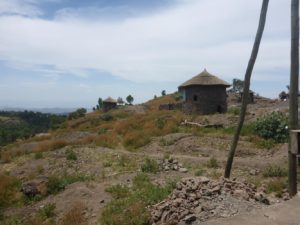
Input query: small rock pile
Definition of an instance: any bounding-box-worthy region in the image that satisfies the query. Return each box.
[150,177,273,225]
[159,158,188,173]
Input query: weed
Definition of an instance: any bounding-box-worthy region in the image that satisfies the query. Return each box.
[228,107,240,115]
[255,139,275,149]
[206,157,219,168]
[123,132,150,150]
[103,161,112,167]
[34,152,43,159]
[263,164,287,177]
[60,202,86,225]
[159,137,175,146]
[100,113,114,121]
[101,173,175,225]
[105,184,130,199]
[266,179,287,197]
[1,217,23,225]
[195,168,206,176]
[38,203,56,219]
[141,158,159,173]
[47,174,92,195]
[0,173,21,209]
[66,149,77,161]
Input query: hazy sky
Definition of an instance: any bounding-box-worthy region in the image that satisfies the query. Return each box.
[0,0,291,108]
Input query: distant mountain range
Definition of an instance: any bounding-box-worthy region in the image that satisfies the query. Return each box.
[0,107,92,115]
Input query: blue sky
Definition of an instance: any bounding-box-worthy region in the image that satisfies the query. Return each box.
[0,0,291,108]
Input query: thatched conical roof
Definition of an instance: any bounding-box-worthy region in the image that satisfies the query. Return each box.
[179,69,230,88]
[103,97,117,103]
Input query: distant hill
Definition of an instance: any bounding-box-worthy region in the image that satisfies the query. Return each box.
[0,107,92,115]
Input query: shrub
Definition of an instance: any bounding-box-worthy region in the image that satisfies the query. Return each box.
[37,203,56,219]
[206,157,219,168]
[256,139,275,149]
[101,173,175,225]
[266,179,286,197]
[66,149,77,161]
[123,132,150,150]
[100,113,114,121]
[34,152,43,159]
[228,107,240,115]
[155,117,166,129]
[263,164,287,177]
[141,158,159,173]
[254,112,288,143]
[195,168,206,176]
[105,184,130,199]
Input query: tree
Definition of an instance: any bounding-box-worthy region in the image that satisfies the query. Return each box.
[154,95,157,99]
[288,0,299,197]
[224,0,269,178]
[98,98,103,109]
[117,97,124,105]
[161,90,166,96]
[232,79,244,93]
[279,91,288,100]
[126,95,134,105]
[92,107,96,111]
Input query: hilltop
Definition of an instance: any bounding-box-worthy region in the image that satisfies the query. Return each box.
[0,93,297,225]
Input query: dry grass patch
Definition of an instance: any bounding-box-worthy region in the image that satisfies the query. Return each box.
[60,202,87,225]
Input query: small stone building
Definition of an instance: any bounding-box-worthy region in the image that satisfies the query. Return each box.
[178,69,230,114]
[103,97,117,112]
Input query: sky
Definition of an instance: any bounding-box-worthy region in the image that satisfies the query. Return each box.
[0,0,292,108]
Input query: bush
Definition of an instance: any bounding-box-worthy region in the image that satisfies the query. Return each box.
[206,157,219,168]
[37,203,56,219]
[195,168,206,176]
[263,164,287,177]
[105,184,130,199]
[141,158,159,173]
[34,152,43,159]
[101,113,114,121]
[101,173,175,225]
[256,139,275,149]
[228,107,240,115]
[0,173,21,209]
[66,149,77,161]
[254,112,288,143]
[266,179,286,197]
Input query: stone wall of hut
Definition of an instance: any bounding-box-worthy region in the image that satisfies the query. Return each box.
[181,85,227,114]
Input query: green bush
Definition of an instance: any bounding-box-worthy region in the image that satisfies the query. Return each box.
[66,149,77,161]
[256,139,275,149]
[254,112,288,143]
[105,184,130,199]
[101,113,114,121]
[195,168,206,176]
[141,158,159,173]
[34,152,43,159]
[228,107,240,115]
[263,164,287,177]
[101,173,175,225]
[37,203,56,219]
[206,157,219,168]
[266,179,286,197]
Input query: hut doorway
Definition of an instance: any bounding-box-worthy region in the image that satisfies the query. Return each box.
[217,105,222,113]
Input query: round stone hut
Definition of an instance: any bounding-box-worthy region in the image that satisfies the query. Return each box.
[103,97,117,112]
[178,69,230,114]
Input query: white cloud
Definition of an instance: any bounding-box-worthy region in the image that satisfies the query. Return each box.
[0,0,290,91]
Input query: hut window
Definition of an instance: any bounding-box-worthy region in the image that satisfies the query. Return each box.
[193,95,198,102]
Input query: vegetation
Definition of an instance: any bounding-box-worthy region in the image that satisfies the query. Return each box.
[101,173,176,225]
[0,173,21,210]
[126,95,134,105]
[266,179,287,197]
[254,112,288,143]
[66,149,77,161]
[68,108,87,120]
[0,111,66,146]
[263,164,287,177]
[37,203,56,219]
[206,157,219,168]
[141,158,159,173]
[60,203,86,225]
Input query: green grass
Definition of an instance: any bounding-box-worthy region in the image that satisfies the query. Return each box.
[263,164,287,177]
[194,168,206,176]
[65,149,77,161]
[141,158,159,173]
[206,157,219,168]
[101,173,176,225]
[34,152,44,159]
[37,203,56,219]
[266,179,287,197]
[255,139,275,149]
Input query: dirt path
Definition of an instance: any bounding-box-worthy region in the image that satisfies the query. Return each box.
[201,194,300,225]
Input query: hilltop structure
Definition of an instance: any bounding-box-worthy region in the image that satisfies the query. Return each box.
[103,97,117,112]
[178,69,230,114]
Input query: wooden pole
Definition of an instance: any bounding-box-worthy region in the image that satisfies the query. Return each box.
[224,0,269,178]
[288,0,299,197]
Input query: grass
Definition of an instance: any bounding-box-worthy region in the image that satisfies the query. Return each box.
[255,139,276,149]
[37,203,56,219]
[266,179,287,197]
[194,168,206,176]
[263,164,287,177]
[47,173,93,195]
[101,173,176,225]
[0,173,21,210]
[60,202,86,225]
[34,152,44,159]
[141,158,159,173]
[66,149,77,161]
[206,157,219,168]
